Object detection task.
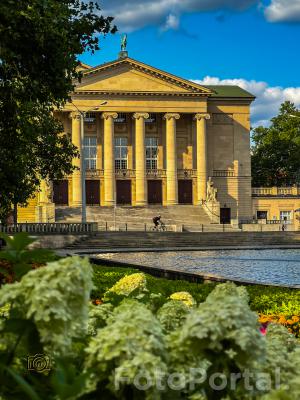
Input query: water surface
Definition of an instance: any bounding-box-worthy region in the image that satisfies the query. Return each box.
[95,249,300,287]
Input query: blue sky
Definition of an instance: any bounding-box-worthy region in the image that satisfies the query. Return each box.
[79,0,300,126]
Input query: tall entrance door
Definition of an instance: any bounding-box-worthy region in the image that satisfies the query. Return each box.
[220,208,231,224]
[86,180,100,205]
[148,180,162,204]
[116,180,132,205]
[178,180,193,204]
[53,180,68,205]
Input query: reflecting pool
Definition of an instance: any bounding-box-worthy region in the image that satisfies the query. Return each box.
[94,249,300,287]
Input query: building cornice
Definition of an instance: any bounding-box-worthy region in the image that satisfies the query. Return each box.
[72,90,209,98]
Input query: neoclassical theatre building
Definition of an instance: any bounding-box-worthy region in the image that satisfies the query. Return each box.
[19,55,257,225]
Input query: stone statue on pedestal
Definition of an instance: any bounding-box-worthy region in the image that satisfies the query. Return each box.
[45,179,54,203]
[121,34,127,51]
[119,34,128,59]
[206,177,217,202]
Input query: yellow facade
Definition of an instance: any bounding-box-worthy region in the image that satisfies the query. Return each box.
[18,56,259,224]
[252,187,300,229]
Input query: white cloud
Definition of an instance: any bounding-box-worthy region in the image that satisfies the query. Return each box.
[162,13,180,31]
[100,0,257,32]
[193,76,300,126]
[264,0,300,22]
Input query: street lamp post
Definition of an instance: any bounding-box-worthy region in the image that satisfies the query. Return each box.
[72,101,107,223]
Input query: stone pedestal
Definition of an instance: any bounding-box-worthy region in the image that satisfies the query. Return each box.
[35,203,55,223]
[204,201,220,224]
[118,51,128,59]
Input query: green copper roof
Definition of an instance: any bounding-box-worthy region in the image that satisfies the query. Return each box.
[205,85,255,99]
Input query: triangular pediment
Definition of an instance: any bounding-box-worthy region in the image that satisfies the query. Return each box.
[74,58,212,96]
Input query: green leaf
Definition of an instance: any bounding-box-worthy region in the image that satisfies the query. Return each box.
[5,367,42,400]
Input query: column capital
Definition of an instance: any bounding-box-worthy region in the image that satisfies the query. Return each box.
[69,111,81,120]
[133,112,149,120]
[194,113,210,121]
[163,113,180,121]
[102,112,118,120]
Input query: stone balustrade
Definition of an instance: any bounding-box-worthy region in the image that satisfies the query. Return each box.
[252,187,300,197]
[0,223,98,234]
[213,170,235,177]
[177,169,197,178]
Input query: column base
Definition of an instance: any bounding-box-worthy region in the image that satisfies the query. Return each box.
[104,201,115,207]
[135,201,147,207]
[71,202,82,207]
[166,201,178,206]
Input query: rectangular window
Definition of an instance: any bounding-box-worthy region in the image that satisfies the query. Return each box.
[280,211,292,223]
[146,137,158,170]
[83,136,97,170]
[115,137,128,170]
[115,113,127,123]
[257,211,268,220]
[84,112,96,123]
[145,113,156,123]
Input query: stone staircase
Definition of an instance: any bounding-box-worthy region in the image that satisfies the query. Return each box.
[65,231,300,251]
[56,205,217,230]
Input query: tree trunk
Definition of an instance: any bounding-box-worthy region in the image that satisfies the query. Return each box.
[13,203,18,227]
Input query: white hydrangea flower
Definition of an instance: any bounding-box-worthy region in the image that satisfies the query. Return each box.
[84,299,168,397]
[0,256,93,355]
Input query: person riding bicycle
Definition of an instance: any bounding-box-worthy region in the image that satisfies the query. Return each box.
[153,215,161,230]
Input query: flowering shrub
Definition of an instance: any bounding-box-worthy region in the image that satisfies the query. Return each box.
[88,303,113,336]
[157,300,190,332]
[0,256,93,355]
[169,291,196,307]
[259,314,300,337]
[84,299,168,398]
[167,282,265,399]
[0,252,299,400]
[104,272,147,297]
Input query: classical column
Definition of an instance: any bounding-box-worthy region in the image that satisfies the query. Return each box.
[133,112,149,206]
[194,113,210,203]
[164,113,180,205]
[102,112,118,206]
[71,112,82,206]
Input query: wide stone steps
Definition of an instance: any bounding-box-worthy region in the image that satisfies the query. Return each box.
[56,205,212,227]
[65,231,300,250]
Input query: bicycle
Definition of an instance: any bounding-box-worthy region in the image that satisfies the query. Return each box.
[151,222,167,231]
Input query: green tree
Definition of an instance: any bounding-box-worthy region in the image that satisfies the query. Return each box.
[251,101,300,187]
[0,0,116,222]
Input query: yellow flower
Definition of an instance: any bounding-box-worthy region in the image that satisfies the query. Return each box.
[259,315,272,324]
[107,273,147,296]
[169,291,196,307]
[286,319,295,325]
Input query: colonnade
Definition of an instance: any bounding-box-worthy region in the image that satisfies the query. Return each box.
[70,111,210,206]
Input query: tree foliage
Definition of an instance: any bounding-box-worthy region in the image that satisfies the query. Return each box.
[0,0,116,221]
[251,101,300,187]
